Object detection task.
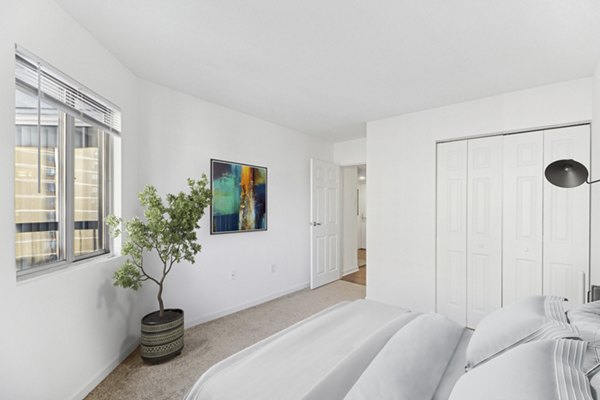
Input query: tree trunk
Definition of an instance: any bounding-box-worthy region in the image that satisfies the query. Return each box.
[157,283,164,318]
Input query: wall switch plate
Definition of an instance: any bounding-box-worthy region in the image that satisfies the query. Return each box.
[230,270,237,280]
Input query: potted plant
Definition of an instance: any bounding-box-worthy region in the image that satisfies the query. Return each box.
[107,176,211,363]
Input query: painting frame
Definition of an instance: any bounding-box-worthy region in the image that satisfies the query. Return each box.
[210,159,268,235]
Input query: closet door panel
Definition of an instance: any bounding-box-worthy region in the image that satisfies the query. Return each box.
[436,141,467,325]
[467,136,503,328]
[543,126,590,305]
[503,132,544,306]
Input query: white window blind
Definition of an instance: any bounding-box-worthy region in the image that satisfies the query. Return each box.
[15,45,121,134]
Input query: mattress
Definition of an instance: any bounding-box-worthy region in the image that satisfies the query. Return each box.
[184,299,468,400]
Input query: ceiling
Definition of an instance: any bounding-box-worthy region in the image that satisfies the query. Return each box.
[55,0,600,142]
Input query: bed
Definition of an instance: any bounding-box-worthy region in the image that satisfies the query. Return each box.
[184,297,599,400]
[184,299,471,400]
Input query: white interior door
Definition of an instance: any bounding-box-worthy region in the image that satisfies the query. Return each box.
[467,136,503,328]
[543,126,590,305]
[436,141,468,325]
[502,132,544,306]
[310,159,341,289]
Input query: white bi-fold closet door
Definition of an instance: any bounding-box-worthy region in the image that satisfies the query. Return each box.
[502,131,544,307]
[437,125,590,328]
[543,126,590,304]
[436,140,468,324]
[466,136,503,328]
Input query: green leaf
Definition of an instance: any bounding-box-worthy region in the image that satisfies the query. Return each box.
[113,260,143,290]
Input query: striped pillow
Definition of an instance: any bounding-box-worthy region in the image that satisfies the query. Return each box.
[568,301,600,373]
[450,339,592,400]
[466,296,579,370]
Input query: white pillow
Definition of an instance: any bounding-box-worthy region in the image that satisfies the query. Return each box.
[465,296,579,369]
[344,313,464,400]
[450,339,592,400]
[568,301,600,400]
[569,301,600,373]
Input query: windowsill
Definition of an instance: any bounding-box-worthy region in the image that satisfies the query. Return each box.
[16,252,122,285]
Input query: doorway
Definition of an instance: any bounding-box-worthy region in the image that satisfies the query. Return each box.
[341,164,366,286]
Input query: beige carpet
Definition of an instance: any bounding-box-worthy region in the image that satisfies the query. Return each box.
[85,280,366,400]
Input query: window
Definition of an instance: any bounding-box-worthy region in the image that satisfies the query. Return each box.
[15,46,120,276]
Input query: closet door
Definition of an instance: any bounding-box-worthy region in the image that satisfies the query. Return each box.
[503,132,544,306]
[467,136,503,328]
[436,141,467,325]
[543,125,590,305]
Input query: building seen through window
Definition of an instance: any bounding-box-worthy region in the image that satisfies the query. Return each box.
[15,90,61,269]
[15,47,119,276]
[15,90,109,273]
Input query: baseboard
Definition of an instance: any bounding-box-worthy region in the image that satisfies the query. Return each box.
[342,267,359,276]
[185,282,310,328]
[73,337,139,400]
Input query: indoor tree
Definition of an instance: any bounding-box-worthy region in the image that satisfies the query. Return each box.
[107,176,211,318]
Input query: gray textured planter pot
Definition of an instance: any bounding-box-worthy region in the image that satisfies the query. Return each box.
[140,308,184,363]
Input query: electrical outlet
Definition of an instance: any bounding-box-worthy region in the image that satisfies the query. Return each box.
[270,264,276,273]
[230,270,237,280]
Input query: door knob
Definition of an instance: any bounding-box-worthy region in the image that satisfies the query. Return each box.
[311,222,322,226]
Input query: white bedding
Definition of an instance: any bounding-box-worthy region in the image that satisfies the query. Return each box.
[450,339,592,400]
[344,313,465,400]
[184,300,469,400]
[433,328,472,400]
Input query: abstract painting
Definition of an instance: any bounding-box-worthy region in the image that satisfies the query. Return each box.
[211,159,267,234]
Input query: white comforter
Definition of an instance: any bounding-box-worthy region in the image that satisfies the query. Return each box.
[184,300,466,400]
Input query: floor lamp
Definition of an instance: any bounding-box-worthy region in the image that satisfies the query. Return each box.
[545,159,598,301]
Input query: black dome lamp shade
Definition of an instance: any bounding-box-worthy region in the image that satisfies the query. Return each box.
[544,159,598,188]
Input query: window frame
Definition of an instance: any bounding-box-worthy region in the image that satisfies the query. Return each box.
[68,114,113,264]
[15,49,117,278]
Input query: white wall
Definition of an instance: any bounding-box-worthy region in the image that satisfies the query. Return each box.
[0,1,144,399]
[137,80,333,326]
[342,166,359,275]
[334,137,366,166]
[358,181,367,249]
[366,78,593,312]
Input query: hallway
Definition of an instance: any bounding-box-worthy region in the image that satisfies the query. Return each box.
[342,249,366,286]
